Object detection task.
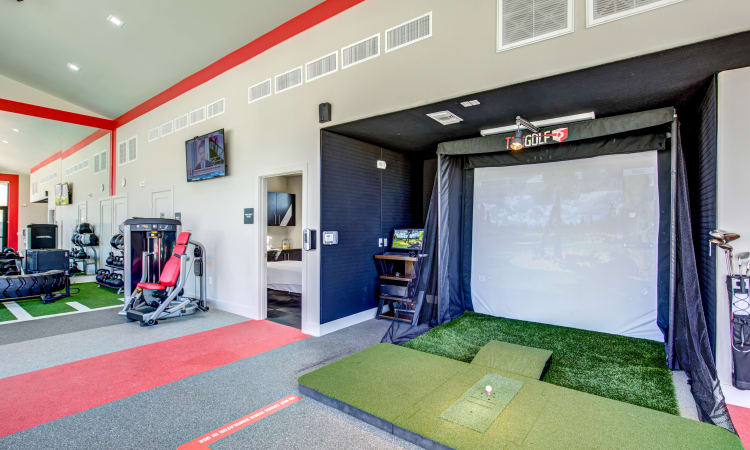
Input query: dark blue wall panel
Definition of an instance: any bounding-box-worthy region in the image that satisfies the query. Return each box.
[320,131,420,324]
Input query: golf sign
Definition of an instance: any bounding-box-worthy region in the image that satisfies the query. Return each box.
[504,127,569,150]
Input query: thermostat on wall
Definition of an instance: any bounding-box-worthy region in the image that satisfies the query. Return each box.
[322,231,338,245]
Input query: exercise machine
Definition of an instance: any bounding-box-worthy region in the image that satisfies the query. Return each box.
[121,230,208,326]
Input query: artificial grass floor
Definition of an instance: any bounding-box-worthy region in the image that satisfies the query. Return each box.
[404,311,679,415]
[13,282,122,318]
[0,302,16,322]
[299,344,741,449]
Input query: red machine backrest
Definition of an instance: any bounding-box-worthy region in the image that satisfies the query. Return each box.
[159,232,191,287]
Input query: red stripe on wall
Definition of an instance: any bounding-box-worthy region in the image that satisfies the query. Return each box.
[61,129,110,159]
[0,98,115,130]
[30,152,61,174]
[0,320,309,438]
[0,174,19,249]
[28,0,365,173]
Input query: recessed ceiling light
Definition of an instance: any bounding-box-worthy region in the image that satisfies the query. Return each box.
[106,14,124,27]
[12,128,19,133]
[67,63,80,72]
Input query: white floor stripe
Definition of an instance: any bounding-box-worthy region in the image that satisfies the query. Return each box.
[4,301,33,321]
[66,301,92,312]
[0,303,123,326]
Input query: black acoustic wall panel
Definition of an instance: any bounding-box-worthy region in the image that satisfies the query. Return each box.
[320,131,420,324]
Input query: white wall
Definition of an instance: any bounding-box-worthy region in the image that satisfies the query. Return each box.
[16,173,48,249]
[28,0,750,335]
[716,67,750,390]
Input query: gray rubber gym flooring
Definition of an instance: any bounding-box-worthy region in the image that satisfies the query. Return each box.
[0,307,124,346]
[0,314,419,449]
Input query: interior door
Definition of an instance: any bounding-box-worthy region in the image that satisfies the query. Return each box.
[0,207,7,249]
[113,196,128,232]
[99,198,113,264]
[151,190,174,219]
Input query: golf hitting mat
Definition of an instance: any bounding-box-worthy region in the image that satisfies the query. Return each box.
[440,373,523,433]
[298,344,741,449]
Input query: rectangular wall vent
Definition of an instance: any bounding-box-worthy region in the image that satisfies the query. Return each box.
[248,79,272,103]
[174,113,189,131]
[498,0,573,51]
[306,52,338,82]
[386,12,432,52]
[159,120,174,137]
[426,110,463,126]
[275,67,303,93]
[342,34,380,69]
[148,127,160,142]
[93,151,108,174]
[118,141,128,165]
[40,172,58,184]
[207,98,225,119]
[189,106,206,125]
[588,0,681,26]
[65,159,90,176]
[127,136,137,163]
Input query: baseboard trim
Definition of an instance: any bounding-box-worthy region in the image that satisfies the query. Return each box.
[319,307,378,336]
[208,298,255,319]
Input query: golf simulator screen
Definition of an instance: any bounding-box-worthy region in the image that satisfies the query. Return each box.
[471,151,662,341]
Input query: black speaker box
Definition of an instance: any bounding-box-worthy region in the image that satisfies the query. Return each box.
[319,102,332,123]
[26,224,58,249]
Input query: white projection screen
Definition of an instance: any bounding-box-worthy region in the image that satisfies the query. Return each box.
[471,151,662,341]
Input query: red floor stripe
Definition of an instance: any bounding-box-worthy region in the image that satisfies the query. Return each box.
[0,320,308,438]
[728,404,750,448]
[178,395,302,449]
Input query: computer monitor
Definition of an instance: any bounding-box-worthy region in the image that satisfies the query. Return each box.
[391,228,424,251]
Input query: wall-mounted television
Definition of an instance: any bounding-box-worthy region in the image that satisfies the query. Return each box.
[186,129,226,182]
[391,228,424,251]
[54,183,71,206]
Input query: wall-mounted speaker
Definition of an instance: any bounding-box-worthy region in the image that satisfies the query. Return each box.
[319,102,332,123]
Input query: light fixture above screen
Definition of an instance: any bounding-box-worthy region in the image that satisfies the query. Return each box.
[481,112,595,136]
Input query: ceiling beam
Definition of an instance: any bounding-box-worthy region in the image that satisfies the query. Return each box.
[0,98,116,130]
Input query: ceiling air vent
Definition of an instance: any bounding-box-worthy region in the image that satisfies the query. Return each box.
[306,52,338,82]
[426,110,463,126]
[275,68,303,93]
[249,79,272,103]
[159,120,174,137]
[207,98,225,119]
[342,34,380,69]
[148,127,160,142]
[189,106,206,125]
[174,113,189,131]
[498,0,573,51]
[386,12,432,52]
[588,0,681,26]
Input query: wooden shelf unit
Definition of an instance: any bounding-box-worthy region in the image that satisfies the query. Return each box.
[373,253,425,325]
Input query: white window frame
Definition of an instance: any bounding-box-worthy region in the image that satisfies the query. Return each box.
[496,0,574,52]
[117,140,128,166]
[341,33,381,69]
[385,11,433,53]
[305,51,339,83]
[586,0,682,27]
[126,136,138,164]
[206,98,226,119]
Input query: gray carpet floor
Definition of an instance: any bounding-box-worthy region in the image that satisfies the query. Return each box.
[0,308,125,346]
[0,317,417,449]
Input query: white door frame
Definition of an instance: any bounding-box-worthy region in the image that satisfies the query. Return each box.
[257,163,313,333]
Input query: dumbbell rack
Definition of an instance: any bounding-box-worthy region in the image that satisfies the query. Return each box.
[69,247,98,276]
[97,235,124,293]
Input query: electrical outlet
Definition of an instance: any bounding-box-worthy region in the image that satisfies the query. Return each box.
[378,238,383,247]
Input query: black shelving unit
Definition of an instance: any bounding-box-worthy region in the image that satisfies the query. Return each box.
[97,249,124,294]
[373,254,424,325]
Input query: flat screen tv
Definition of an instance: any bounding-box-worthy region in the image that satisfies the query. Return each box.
[54,183,71,206]
[391,228,424,251]
[186,129,226,182]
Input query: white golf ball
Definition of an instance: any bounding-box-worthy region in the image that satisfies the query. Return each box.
[486,385,492,394]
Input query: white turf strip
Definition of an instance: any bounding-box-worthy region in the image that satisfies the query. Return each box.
[0,302,124,326]
[4,301,33,320]
[66,301,92,312]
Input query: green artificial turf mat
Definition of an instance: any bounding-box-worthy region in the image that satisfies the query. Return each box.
[471,341,552,379]
[0,302,17,322]
[71,282,123,309]
[300,344,742,450]
[440,373,523,433]
[404,311,679,415]
[16,297,77,317]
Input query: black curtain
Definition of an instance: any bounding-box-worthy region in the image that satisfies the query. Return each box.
[671,124,734,431]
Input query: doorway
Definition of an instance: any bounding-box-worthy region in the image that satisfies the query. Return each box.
[0,182,8,249]
[261,172,303,329]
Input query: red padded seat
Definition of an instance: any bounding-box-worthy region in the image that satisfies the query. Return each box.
[137,282,166,291]
[137,232,191,291]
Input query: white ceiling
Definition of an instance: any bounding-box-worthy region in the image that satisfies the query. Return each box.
[0,0,323,118]
[0,112,96,174]
[0,0,322,173]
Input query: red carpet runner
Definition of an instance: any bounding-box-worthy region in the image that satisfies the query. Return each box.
[728,404,750,448]
[0,320,308,438]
